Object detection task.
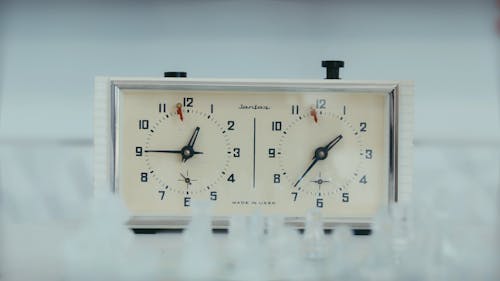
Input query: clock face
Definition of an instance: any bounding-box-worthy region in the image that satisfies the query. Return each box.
[114,83,395,225]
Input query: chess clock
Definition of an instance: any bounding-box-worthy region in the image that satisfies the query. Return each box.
[94,65,413,229]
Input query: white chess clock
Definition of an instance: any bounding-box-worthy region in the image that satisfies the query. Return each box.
[94,76,413,229]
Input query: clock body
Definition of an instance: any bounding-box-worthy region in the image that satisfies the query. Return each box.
[94,78,413,229]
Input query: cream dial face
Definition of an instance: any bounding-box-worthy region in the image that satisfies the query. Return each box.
[278,111,363,198]
[144,108,231,197]
[116,86,392,221]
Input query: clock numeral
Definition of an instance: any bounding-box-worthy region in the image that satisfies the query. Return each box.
[183,97,193,107]
[210,104,214,114]
[210,191,217,201]
[291,192,298,202]
[184,197,191,207]
[227,174,235,183]
[342,192,349,203]
[360,122,367,132]
[271,121,282,131]
[138,120,149,130]
[316,198,324,208]
[158,103,167,113]
[316,99,326,109]
[343,105,347,115]
[135,146,143,156]
[268,148,276,158]
[292,105,299,115]
[365,149,373,159]
[140,172,148,182]
[360,175,367,184]
[273,174,280,183]
[227,121,235,130]
[158,190,166,200]
[233,148,240,157]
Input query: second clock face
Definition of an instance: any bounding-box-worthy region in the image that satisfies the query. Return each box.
[116,86,391,221]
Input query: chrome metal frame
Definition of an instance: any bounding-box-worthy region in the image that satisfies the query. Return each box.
[109,79,399,229]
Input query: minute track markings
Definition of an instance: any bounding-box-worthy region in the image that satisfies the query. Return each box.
[144,108,232,195]
[278,111,363,197]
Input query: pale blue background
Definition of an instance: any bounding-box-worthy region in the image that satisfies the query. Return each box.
[0,0,498,141]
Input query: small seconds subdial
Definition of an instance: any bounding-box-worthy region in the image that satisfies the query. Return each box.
[278,110,364,197]
[144,108,231,196]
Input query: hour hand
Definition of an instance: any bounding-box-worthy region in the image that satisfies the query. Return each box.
[180,127,203,162]
[325,135,343,152]
[187,127,200,148]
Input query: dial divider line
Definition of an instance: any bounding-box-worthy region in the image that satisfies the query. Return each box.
[253,117,256,189]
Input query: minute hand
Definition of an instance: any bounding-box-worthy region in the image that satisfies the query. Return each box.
[144,150,203,155]
[294,158,319,187]
[293,134,343,188]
